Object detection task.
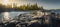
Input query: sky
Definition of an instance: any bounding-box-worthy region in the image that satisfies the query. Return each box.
[0,0,60,9]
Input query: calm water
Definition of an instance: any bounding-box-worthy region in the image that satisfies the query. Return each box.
[0,11,30,19]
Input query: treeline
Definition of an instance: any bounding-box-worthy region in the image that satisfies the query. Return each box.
[0,3,44,11]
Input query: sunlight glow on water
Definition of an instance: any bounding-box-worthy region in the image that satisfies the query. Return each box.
[3,12,10,20]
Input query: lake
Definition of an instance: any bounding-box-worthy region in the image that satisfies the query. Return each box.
[0,11,30,20]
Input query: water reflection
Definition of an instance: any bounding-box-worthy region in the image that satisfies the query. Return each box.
[1,12,29,18]
[0,12,29,22]
[3,12,10,21]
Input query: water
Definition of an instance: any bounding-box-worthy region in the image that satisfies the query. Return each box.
[0,10,60,18]
[9,11,30,18]
[51,10,60,13]
[0,11,30,20]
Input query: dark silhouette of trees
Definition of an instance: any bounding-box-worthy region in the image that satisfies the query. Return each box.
[19,3,44,10]
[0,3,44,11]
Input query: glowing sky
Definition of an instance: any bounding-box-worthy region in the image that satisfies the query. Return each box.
[0,0,60,9]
